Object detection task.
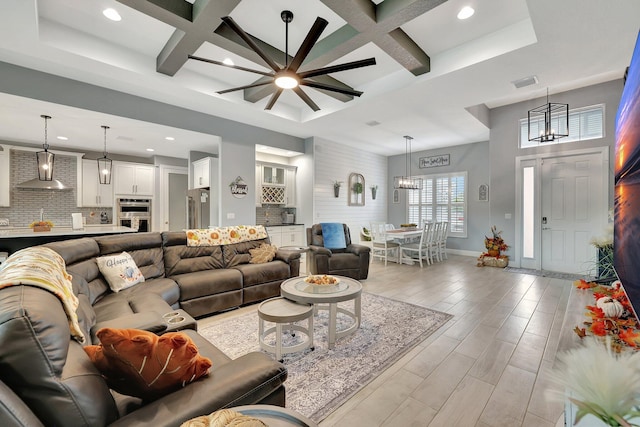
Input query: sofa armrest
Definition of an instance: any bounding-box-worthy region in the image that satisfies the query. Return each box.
[275,249,301,263]
[308,245,332,256]
[346,244,371,256]
[109,352,287,427]
[91,312,167,340]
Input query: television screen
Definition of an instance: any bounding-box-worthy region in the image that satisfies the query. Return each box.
[615,30,640,321]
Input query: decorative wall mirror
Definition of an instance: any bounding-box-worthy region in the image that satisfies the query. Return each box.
[348,173,365,206]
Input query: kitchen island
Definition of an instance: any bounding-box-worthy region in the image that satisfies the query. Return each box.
[0,225,137,255]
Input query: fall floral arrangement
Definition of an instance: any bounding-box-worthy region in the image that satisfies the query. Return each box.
[484,225,509,254]
[573,279,640,352]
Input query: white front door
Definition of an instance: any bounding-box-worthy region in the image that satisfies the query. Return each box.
[540,153,604,274]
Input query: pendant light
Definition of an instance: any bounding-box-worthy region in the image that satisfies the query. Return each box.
[97,125,112,184]
[36,115,54,181]
[528,88,569,143]
[394,135,419,190]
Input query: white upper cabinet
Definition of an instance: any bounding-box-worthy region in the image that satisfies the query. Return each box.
[192,157,211,189]
[285,167,296,207]
[256,162,297,207]
[0,145,9,207]
[81,159,113,207]
[114,162,155,196]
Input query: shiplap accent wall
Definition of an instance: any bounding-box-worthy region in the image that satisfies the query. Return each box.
[313,137,387,243]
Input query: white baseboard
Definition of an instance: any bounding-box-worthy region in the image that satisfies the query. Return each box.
[446,248,482,258]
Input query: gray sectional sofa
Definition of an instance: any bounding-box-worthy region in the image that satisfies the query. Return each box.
[0,231,301,426]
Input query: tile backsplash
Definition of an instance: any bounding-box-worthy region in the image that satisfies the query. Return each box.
[256,206,296,225]
[0,150,113,227]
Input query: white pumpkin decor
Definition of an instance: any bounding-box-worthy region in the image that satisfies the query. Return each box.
[595,296,625,318]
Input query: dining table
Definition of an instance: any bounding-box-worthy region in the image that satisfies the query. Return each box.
[384,228,423,265]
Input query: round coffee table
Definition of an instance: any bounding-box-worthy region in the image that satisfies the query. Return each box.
[280,276,362,349]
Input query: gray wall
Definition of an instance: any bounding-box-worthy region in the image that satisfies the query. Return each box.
[489,79,621,256]
[219,139,256,226]
[388,141,490,252]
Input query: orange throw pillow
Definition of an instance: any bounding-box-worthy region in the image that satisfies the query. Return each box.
[85,328,212,400]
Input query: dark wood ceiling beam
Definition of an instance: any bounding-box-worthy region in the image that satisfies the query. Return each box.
[316,0,447,76]
[117,0,242,76]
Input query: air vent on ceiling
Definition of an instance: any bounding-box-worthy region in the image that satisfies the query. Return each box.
[366,120,381,127]
[511,75,539,89]
[116,136,134,141]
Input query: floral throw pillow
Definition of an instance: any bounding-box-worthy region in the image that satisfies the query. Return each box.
[96,251,145,292]
[249,243,278,264]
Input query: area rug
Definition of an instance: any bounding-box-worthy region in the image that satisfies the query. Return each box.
[503,266,592,281]
[199,293,453,422]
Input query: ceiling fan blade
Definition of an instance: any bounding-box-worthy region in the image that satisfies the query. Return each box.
[293,87,320,111]
[300,81,363,97]
[298,58,377,79]
[188,55,273,77]
[264,89,283,110]
[217,81,274,95]
[221,16,281,72]
[287,17,328,73]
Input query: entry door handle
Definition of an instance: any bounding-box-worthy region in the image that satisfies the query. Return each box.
[542,227,551,230]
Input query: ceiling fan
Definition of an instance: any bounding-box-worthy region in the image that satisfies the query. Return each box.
[188,10,376,111]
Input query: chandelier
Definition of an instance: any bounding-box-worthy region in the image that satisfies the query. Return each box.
[528,89,569,143]
[394,135,419,190]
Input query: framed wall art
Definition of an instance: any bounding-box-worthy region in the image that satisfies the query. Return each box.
[392,189,400,204]
[419,154,450,168]
[478,184,489,202]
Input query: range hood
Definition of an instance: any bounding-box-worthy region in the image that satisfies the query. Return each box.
[16,177,72,191]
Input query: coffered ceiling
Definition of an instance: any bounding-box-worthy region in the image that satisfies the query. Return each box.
[0,0,638,157]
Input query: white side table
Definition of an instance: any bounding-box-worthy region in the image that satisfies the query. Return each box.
[258,297,314,362]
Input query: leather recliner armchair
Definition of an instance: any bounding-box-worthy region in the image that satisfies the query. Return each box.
[306,224,370,280]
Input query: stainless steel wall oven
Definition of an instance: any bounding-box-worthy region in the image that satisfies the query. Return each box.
[117,198,151,232]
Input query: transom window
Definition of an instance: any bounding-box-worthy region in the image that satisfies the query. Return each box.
[519,104,604,148]
[407,171,467,238]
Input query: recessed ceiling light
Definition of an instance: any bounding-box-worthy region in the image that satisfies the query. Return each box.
[457,6,475,20]
[103,8,122,21]
[222,58,234,66]
[165,136,175,141]
[146,148,155,152]
[56,136,68,140]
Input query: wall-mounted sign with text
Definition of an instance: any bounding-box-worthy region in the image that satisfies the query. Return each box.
[419,154,450,168]
[229,176,248,199]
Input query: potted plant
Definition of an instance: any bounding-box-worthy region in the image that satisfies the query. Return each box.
[333,181,342,198]
[370,185,378,200]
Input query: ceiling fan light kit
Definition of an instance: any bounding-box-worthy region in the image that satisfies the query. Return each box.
[189,10,376,111]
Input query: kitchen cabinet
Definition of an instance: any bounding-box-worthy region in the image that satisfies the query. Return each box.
[262,165,285,186]
[192,157,211,189]
[266,225,306,274]
[256,162,297,206]
[81,159,113,207]
[285,167,297,207]
[255,164,262,207]
[0,145,9,207]
[114,162,154,196]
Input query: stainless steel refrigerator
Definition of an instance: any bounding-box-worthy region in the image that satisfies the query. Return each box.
[186,189,210,229]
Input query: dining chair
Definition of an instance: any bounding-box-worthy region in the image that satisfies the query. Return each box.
[438,221,449,260]
[370,222,400,265]
[430,222,444,263]
[399,222,434,268]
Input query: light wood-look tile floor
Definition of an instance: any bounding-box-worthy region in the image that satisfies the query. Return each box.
[200,255,571,427]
